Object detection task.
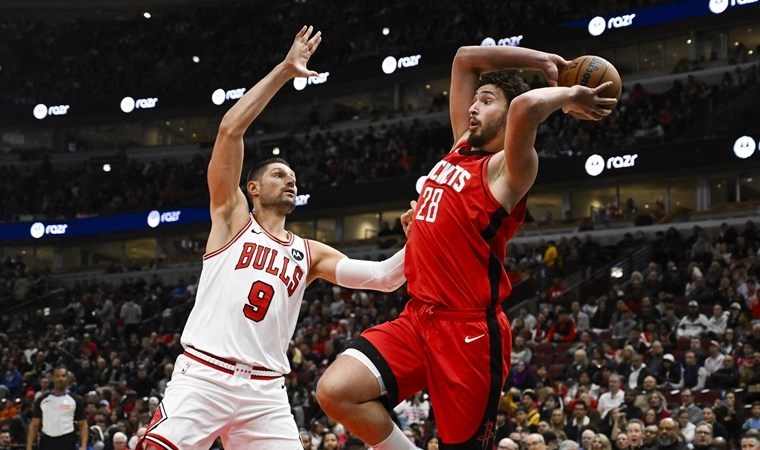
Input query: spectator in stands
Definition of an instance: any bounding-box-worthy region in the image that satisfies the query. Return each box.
[680,351,708,390]
[720,328,741,355]
[677,301,709,338]
[623,328,650,357]
[625,352,651,391]
[546,309,577,343]
[512,335,533,365]
[741,433,760,450]
[743,402,760,431]
[526,434,547,450]
[693,422,718,450]
[540,394,563,422]
[703,341,725,377]
[578,429,595,450]
[571,301,591,333]
[647,341,666,376]
[591,298,613,330]
[598,374,625,419]
[615,433,631,450]
[674,408,695,444]
[564,349,591,382]
[687,337,707,366]
[706,304,728,339]
[613,310,639,344]
[657,354,682,391]
[519,306,538,331]
[593,433,613,450]
[621,389,644,422]
[656,417,687,450]
[393,391,430,432]
[0,430,13,450]
[693,408,722,441]
[627,419,646,450]
[565,400,592,442]
[508,360,536,391]
[499,437,519,450]
[673,388,704,424]
[549,408,569,439]
[633,376,660,412]
[646,393,671,423]
[642,425,659,450]
[714,391,741,446]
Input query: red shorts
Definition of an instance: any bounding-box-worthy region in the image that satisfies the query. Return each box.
[350,300,512,447]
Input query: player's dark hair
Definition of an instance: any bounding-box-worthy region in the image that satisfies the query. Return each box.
[477,70,530,105]
[246,157,290,182]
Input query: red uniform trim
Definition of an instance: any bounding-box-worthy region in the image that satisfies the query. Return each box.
[142,433,180,450]
[252,215,294,246]
[183,350,281,380]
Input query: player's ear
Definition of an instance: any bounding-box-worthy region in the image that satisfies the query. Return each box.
[247,180,259,197]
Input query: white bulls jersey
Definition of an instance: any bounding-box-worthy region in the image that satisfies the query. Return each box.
[181,213,311,375]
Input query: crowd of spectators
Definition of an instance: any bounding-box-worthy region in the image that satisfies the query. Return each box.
[1,58,758,223]
[0,0,681,109]
[1,216,760,448]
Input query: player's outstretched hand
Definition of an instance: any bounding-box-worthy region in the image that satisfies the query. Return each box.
[283,25,322,79]
[562,81,618,121]
[400,200,417,237]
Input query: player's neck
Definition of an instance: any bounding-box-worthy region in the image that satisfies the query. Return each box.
[252,210,288,240]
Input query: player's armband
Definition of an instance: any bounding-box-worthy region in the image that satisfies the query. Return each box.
[335,247,406,292]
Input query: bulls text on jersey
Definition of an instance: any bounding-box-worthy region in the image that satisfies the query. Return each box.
[234,243,304,296]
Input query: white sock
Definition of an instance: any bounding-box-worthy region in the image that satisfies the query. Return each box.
[371,425,417,450]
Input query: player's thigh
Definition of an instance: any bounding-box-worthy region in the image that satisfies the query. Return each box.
[352,314,427,404]
[144,356,233,450]
[223,378,301,449]
[425,312,510,444]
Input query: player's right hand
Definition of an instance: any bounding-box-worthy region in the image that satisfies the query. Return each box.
[400,200,417,237]
[283,25,322,79]
[543,53,571,87]
[562,82,617,121]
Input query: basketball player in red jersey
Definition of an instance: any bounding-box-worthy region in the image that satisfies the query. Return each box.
[139,27,413,450]
[317,46,615,449]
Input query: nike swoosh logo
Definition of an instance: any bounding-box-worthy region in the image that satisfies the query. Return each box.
[465,334,485,343]
[251,229,262,234]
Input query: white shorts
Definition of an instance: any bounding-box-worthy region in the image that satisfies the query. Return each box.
[143,353,301,450]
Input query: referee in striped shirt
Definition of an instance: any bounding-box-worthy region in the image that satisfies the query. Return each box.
[26,365,87,450]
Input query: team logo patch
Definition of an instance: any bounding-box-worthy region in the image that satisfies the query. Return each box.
[291,249,304,261]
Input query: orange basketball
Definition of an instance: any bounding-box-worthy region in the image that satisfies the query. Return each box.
[558,55,622,105]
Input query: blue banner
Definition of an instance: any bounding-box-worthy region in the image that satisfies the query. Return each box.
[0,208,211,242]
[564,0,759,36]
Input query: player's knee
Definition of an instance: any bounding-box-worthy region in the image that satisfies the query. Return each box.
[315,374,336,409]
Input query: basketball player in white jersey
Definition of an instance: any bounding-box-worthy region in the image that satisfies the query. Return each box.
[139,26,408,450]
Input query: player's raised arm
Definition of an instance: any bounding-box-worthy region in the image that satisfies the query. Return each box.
[449,45,567,144]
[206,26,322,251]
[500,82,617,200]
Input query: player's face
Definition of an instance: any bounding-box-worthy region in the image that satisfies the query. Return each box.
[467,84,508,149]
[252,163,297,214]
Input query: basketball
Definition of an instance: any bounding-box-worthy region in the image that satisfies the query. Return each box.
[558,55,622,105]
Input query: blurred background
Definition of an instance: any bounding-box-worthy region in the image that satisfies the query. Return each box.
[0,0,759,449]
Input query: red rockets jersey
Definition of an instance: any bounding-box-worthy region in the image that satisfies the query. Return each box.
[406,140,526,309]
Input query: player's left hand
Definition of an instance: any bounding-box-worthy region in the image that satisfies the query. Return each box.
[543,53,571,87]
[283,25,322,79]
[400,200,417,237]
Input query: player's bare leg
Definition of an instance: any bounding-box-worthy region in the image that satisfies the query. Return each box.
[317,356,414,449]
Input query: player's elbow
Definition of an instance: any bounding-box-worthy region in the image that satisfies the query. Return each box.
[509,94,543,124]
[454,46,486,70]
